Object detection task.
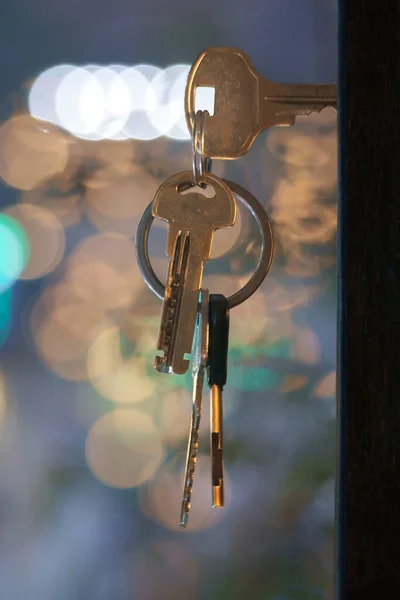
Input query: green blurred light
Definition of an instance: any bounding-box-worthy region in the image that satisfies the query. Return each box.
[0,288,12,348]
[229,365,281,391]
[228,338,290,391]
[0,214,30,292]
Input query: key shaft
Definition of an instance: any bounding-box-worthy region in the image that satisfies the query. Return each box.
[180,289,209,528]
[155,230,190,373]
[260,79,337,128]
[155,234,206,374]
[211,384,224,507]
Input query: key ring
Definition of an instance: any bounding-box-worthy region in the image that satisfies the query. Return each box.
[135,179,274,310]
[191,110,212,185]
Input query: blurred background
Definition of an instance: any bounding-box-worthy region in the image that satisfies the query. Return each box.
[0,1,337,599]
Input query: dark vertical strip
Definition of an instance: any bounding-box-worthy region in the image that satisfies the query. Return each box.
[337,1,400,599]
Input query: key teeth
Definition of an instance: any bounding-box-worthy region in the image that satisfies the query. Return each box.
[155,231,191,375]
[154,356,173,374]
[154,355,189,374]
[180,417,201,527]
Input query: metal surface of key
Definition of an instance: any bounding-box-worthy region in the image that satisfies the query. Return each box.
[152,171,236,375]
[207,294,230,507]
[185,47,337,159]
[180,289,209,528]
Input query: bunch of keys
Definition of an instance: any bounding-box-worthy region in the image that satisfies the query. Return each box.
[135,47,336,527]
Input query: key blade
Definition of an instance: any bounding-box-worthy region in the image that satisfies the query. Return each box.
[155,235,211,376]
[260,80,337,128]
[155,231,191,374]
[180,369,204,528]
[162,251,205,375]
[180,289,209,528]
[211,384,224,507]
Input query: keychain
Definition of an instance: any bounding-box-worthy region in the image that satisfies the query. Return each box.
[135,101,273,526]
[135,44,337,526]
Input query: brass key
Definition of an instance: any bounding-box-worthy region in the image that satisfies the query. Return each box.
[152,171,236,375]
[185,46,337,159]
[207,293,230,508]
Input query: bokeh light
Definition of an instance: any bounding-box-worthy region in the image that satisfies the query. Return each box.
[85,164,159,237]
[145,64,190,139]
[0,115,69,190]
[0,214,30,292]
[268,111,337,282]
[0,290,12,348]
[28,64,76,126]
[65,232,144,309]
[281,374,309,393]
[33,303,111,381]
[29,64,193,141]
[291,325,321,365]
[85,408,164,488]
[55,67,105,139]
[118,64,163,141]
[21,188,82,229]
[3,204,65,280]
[268,128,331,167]
[87,324,156,404]
[314,371,336,398]
[83,66,131,140]
[151,388,192,445]
[229,288,270,345]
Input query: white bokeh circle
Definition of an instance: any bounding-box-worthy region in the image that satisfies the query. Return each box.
[29,63,192,141]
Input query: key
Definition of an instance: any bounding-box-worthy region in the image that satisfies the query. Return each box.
[180,291,229,527]
[152,171,236,375]
[180,288,209,528]
[185,47,337,159]
[207,293,229,507]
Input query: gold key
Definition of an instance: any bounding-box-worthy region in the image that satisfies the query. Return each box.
[152,171,236,375]
[207,293,230,508]
[185,46,337,159]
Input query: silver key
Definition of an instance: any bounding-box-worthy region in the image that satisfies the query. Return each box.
[152,171,236,375]
[180,288,209,528]
[185,47,337,159]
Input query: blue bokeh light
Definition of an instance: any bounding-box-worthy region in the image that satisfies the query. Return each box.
[0,214,30,293]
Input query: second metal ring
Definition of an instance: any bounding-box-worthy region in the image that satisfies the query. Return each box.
[192,110,212,185]
[135,179,274,310]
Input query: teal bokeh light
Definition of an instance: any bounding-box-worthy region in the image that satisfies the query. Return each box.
[228,338,290,392]
[0,288,12,348]
[0,214,30,292]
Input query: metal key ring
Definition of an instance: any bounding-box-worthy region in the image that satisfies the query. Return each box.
[191,110,212,185]
[135,179,274,310]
